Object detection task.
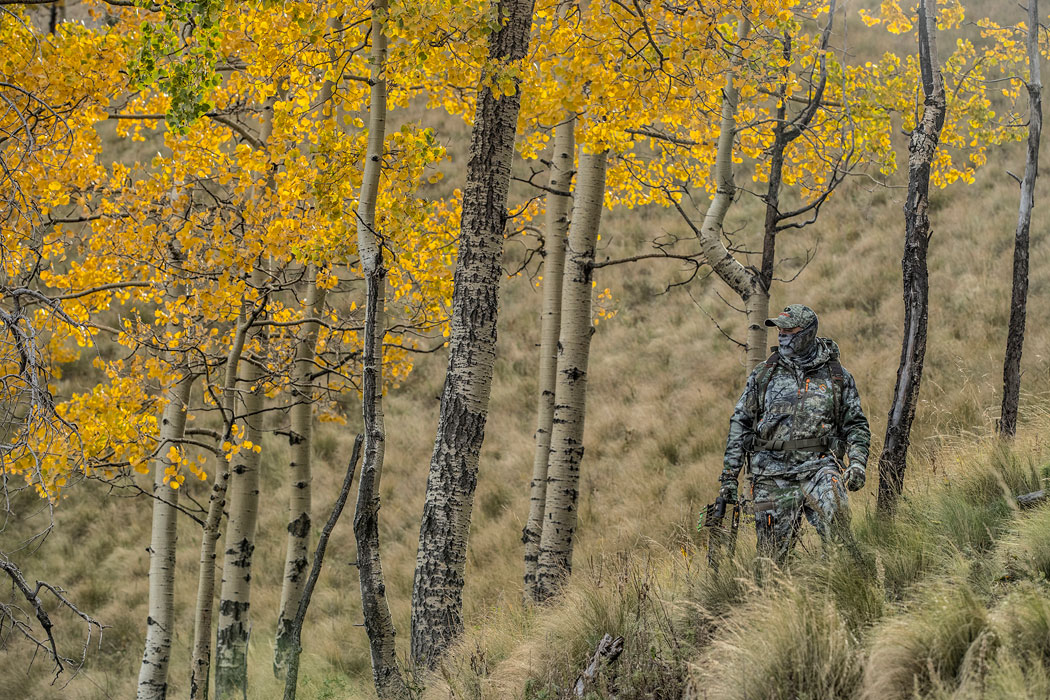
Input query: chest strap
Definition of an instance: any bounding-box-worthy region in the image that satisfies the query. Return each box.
[750,436,844,458]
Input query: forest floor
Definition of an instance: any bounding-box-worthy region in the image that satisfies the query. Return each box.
[429,416,1050,700]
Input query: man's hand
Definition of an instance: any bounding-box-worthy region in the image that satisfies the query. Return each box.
[719,478,738,503]
[844,465,865,492]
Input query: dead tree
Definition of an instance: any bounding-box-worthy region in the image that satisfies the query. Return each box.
[999,0,1041,438]
[877,0,946,513]
[282,437,362,700]
[0,555,103,681]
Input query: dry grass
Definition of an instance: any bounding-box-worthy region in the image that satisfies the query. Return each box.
[428,416,1050,700]
[696,581,864,700]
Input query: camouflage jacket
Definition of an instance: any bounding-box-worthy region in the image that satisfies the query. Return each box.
[722,338,870,479]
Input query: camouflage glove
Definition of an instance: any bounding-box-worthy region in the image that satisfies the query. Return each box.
[844,465,865,492]
[718,474,739,502]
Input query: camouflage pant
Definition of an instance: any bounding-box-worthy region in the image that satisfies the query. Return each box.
[750,465,856,565]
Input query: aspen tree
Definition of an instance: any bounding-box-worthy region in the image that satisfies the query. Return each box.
[523,117,575,603]
[215,99,277,698]
[136,370,195,700]
[274,13,343,671]
[672,4,840,372]
[877,0,945,514]
[189,310,252,700]
[352,1,411,696]
[412,0,538,668]
[677,16,762,367]
[273,268,327,677]
[214,263,270,699]
[4,31,458,700]
[136,179,201,699]
[1000,0,1041,438]
[535,149,609,600]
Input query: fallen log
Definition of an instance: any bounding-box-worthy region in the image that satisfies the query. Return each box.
[573,633,625,698]
[1016,490,1047,509]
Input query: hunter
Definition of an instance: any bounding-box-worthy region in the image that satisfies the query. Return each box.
[719,304,871,564]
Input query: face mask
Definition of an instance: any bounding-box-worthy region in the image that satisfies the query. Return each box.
[779,321,818,361]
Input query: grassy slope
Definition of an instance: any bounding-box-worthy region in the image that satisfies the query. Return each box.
[5,2,1050,697]
[430,418,1050,700]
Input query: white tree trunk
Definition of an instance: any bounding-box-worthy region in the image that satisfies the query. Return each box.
[214,88,276,700]
[189,311,251,700]
[274,270,327,676]
[351,3,410,696]
[674,18,760,365]
[136,370,195,700]
[535,149,609,601]
[745,285,770,371]
[214,268,269,700]
[697,20,752,291]
[273,13,342,677]
[523,116,574,603]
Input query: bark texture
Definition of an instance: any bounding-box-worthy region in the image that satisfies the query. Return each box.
[410,0,537,669]
[275,14,341,676]
[534,150,609,601]
[523,117,575,603]
[274,271,328,676]
[1000,0,1041,438]
[136,371,194,700]
[877,0,945,513]
[214,270,269,700]
[283,437,362,700]
[352,4,410,696]
[354,267,409,699]
[189,315,250,700]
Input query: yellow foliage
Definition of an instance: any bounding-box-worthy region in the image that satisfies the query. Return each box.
[0,0,1035,501]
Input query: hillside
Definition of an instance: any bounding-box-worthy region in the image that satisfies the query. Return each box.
[4,3,1050,699]
[429,420,1050,699]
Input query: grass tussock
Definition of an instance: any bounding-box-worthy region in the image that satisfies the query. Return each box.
[430,551,697,700]
[694,581,863,700]
[861,581,989,699]
[998,503,1050,582]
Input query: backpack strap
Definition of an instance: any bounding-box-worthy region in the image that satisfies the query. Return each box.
[829,357,844,429]
[755,351,780,418]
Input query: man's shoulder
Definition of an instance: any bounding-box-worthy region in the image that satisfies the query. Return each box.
[818,338,853,378]
[824,356,860,390]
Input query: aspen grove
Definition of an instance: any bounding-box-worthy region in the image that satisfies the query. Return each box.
[1,0,1048,698]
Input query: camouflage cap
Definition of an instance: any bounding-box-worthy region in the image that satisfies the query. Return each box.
[765,304,817,329]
